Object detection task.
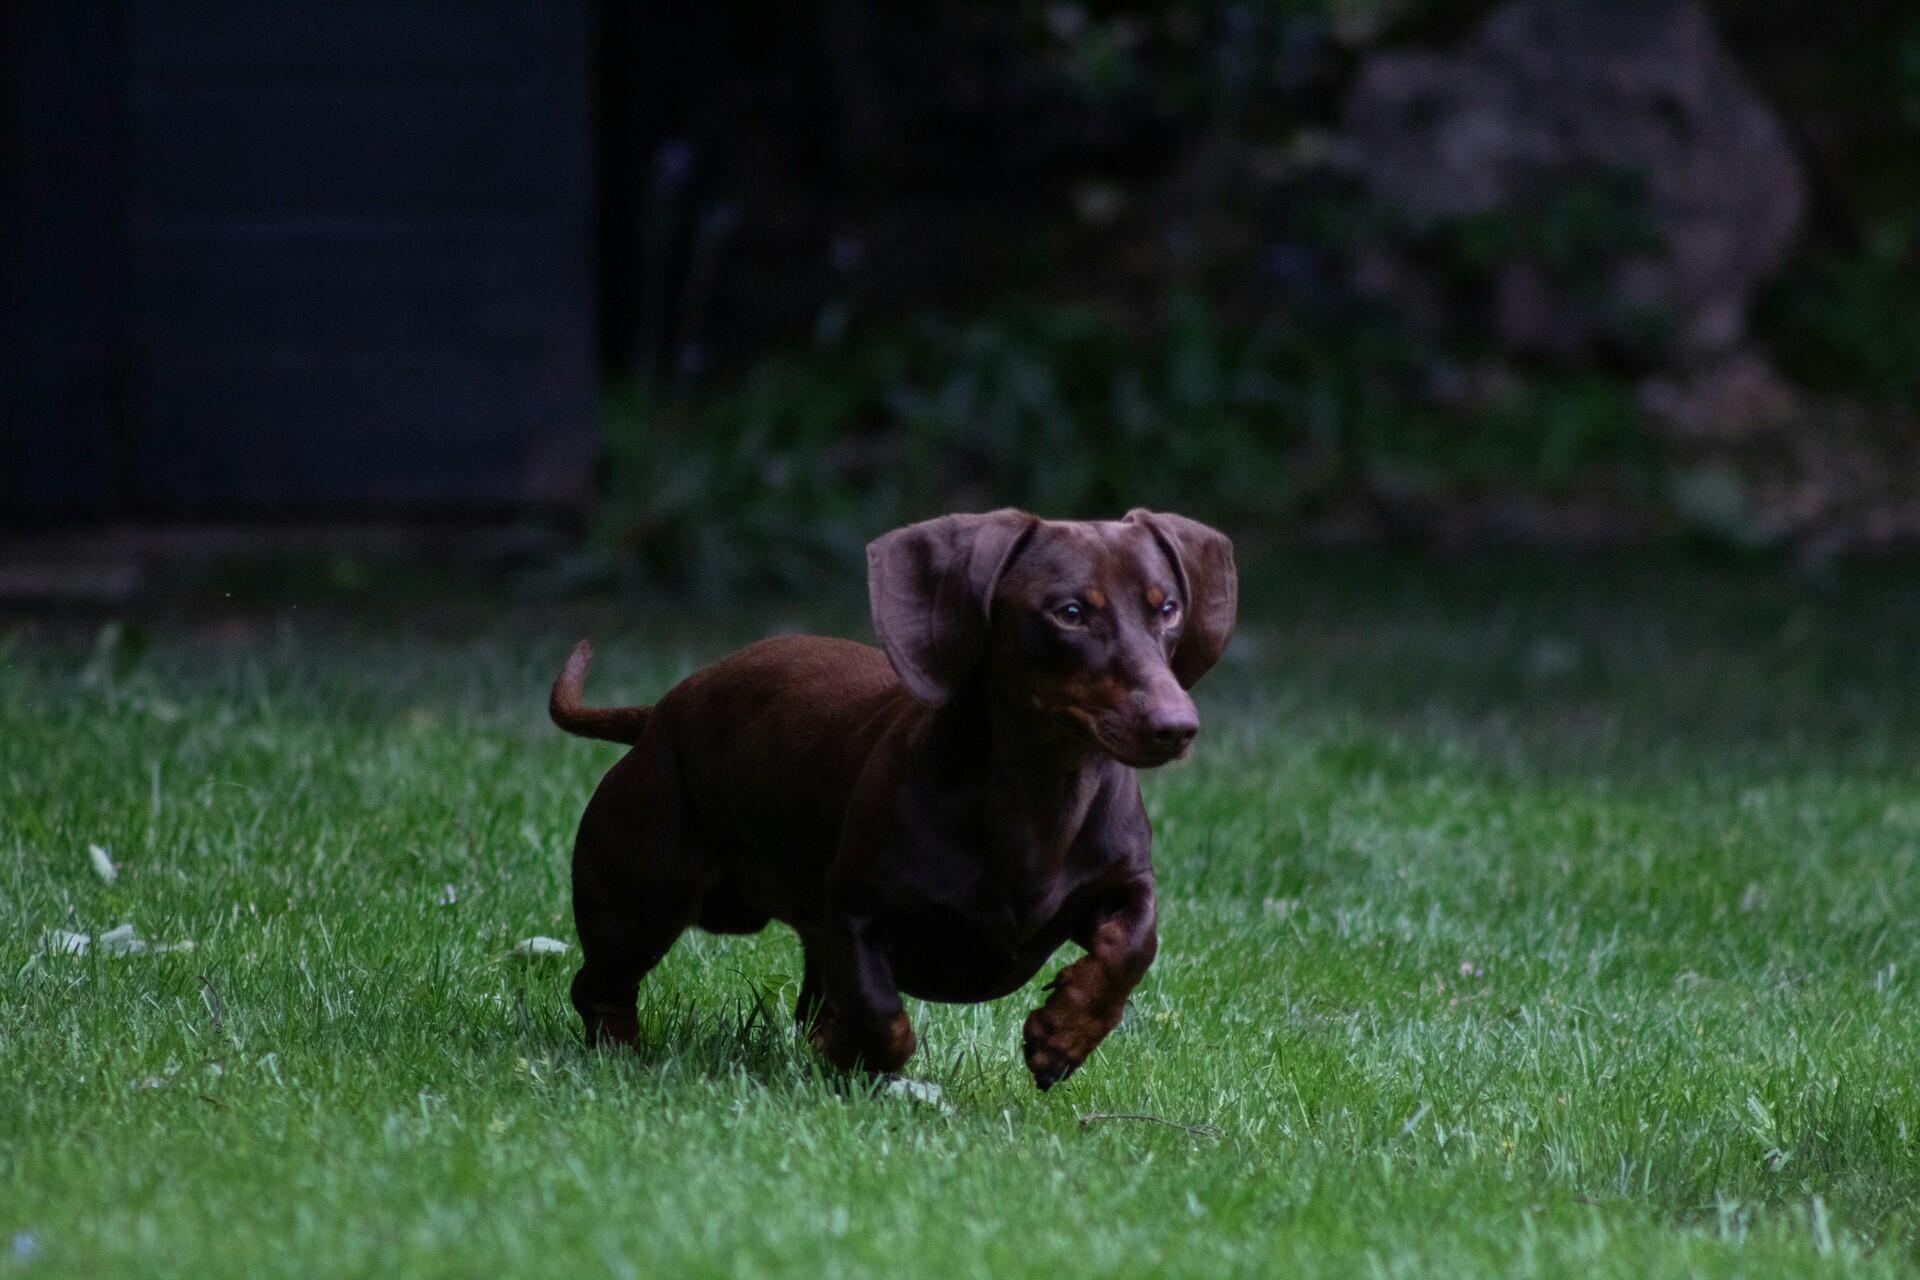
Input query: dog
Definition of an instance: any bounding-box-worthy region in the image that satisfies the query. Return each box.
[549,508,1235,1089]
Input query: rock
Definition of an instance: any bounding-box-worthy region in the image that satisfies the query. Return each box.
[1646,361,1920,560]
[1639,351,1801,443]
[1341,0,1805,365]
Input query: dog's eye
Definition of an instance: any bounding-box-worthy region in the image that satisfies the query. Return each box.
[1054,602,1086,626]
[1159,599,1181,623]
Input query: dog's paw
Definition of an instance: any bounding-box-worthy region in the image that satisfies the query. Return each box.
[809,1009,917,1075]
[1021,1007,1087,1091]
[579,1006,640,1050]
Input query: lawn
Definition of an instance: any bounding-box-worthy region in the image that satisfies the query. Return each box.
[7,551,1920,1278]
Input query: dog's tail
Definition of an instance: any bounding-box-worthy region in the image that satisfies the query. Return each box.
[549,640,653,744]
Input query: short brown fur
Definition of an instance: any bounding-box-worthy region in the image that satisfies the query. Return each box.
[552,509,1235,1088]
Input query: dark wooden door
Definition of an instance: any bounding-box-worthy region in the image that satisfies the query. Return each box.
[1,1,596,519]
[0,5,124,519]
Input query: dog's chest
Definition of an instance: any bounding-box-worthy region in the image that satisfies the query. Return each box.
[873,762,1146,1000]
[903,805,1112,931]
[892,819,1122,967]
[883,890,1076,1003]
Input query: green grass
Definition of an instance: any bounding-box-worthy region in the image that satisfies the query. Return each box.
[9,552,1920,1277]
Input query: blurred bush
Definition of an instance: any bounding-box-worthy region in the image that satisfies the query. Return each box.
[601,290,1656,593]
[1760,221,1920,408]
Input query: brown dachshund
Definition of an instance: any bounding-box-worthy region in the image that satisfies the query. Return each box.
[549,508,1236,1089]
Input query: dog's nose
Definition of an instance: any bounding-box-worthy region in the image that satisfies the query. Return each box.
[1144,700,1199,753]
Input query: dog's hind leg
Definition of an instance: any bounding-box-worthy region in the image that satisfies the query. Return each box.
[804,920,917,1075]
[568,741,708,1050]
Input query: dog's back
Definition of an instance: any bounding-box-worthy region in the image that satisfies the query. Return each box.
[659,636,914,865]
[559,634,920,896]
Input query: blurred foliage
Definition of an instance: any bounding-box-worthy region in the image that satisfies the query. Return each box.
[602,290,1654,594]
[603,299,1311,593]
[1759,221,1920,408]
[597,0,1920,588]
[1389,172,1664,302]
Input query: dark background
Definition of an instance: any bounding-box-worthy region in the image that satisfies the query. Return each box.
[5,0,1919,593]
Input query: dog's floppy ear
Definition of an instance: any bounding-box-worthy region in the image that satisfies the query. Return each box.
[868,510,1038,704]
[1125,509,1237,688]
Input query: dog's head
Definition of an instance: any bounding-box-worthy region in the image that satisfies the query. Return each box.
[868,509,1236,767]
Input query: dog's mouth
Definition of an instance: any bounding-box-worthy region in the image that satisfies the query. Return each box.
[1108,736,1192,769]
[1032,698,1195,768]
[1085,716,1195,769]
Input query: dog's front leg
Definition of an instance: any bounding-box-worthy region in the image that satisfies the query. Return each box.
[807,917,917,1075]
[1023,879,1158,1090]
